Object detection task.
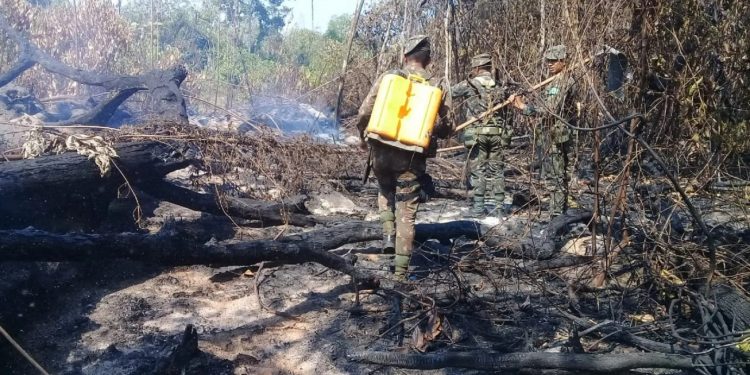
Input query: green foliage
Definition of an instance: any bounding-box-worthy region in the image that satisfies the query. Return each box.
[324,14,350,43]
[0,0,368,108]
[111,0,333,93]
[281,28,346,85]
[105,0,355,96]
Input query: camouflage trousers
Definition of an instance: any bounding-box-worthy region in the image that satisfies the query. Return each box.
[371,142,426,278]
[541,141,571,216]
[533,121,573,216]
[468,134,512,210]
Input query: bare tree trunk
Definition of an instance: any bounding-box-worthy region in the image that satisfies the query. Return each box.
[539,0,546,75]
[375,16,394,76]
[444,0,455,88]
[402,0,412,54]
[334,0,366,125]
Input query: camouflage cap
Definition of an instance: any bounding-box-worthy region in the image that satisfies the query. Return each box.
[404,35,430,56]
[470,53,492,68]
[543,45,567,60]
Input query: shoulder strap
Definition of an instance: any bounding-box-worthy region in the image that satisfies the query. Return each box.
[386,69,409,79]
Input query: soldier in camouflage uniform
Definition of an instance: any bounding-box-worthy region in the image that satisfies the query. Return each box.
[451,53,515,217]
[511,45,577,217]
[356,35,451,279]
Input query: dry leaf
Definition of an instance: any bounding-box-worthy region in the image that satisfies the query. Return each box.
[411,309,444,352]
[660,269,686,286]
[411,325,426,352]
[425,309,443,341]
[630,314,656,323]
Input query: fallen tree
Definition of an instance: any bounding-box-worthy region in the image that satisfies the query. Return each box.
[0,222,375,284]
[0,141,196,231]
[0,13,188,125]
[0,140,336,229]
[139,180,321,227]
[484,209,594,259]
[0,220,484,286]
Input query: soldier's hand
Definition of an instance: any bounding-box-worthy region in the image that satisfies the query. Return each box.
[509,94,527,110]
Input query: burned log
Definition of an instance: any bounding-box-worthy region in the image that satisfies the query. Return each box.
[0,13,188,125]
[348,351,697,372]
[0,220,483,286]
[0,224,373,284]
[0,141,196,231]
[1,141,324,229]
[714,284,750,331]
[140,180,320,227]
[0,220,481,263]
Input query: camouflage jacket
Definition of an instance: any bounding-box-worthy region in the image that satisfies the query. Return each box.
[451,70,514,131]
[356,65,452,143]
[522,73,578,143]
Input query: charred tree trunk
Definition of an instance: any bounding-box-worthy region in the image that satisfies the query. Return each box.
[0,142,328,229]
[140,180,321,227]
[0,141,196,231]
[484,209,594,259]
[0,220,484,287]
[0,220,482,264]
[0,13,188,125]
[0,223,375,283]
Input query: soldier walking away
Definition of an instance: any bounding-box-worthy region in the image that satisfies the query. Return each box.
[356,35,452,280]
[452,53,515,218]
[511,45,578,218]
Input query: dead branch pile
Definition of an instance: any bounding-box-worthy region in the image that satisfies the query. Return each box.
[111,123,366,199]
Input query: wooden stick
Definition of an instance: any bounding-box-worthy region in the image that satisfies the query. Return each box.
[437,145,464,153]
[452,56,593,133]
[437,135,530,153]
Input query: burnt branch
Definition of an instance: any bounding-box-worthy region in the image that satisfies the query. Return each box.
[348,351,698,372]
[0,223,382,285]
[140,180,321,227]
[52,88,140,126]
[0,13,188,125]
